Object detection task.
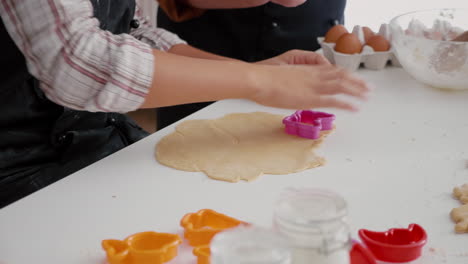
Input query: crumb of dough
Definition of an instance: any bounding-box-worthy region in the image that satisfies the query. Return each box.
[451,204,468,233]
[454,184,468,204]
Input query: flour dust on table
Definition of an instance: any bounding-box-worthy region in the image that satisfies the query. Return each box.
[155,112,333,182]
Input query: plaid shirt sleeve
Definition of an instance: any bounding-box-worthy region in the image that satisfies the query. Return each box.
[0,0,184,113]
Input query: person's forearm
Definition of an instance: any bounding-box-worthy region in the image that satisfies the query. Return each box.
[140,49,257,108]
[168,44,236,61]
[181,0,269,9]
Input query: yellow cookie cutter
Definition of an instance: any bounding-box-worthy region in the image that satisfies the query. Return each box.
[193,245,211,264]
[180,209,247,247]
[102,231,182,264]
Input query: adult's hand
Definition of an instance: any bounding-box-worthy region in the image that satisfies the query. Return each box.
[256,49,330,66]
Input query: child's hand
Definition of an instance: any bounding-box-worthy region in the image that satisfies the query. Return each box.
[249,63,370,111]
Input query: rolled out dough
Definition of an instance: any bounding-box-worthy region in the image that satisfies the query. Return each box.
[155,112,333,182]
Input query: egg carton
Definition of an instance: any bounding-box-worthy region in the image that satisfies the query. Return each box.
[317,24,401,71]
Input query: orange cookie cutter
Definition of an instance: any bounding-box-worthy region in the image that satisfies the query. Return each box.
[193,245,211,264]
[180,209,247,247]
[102,231,182,264]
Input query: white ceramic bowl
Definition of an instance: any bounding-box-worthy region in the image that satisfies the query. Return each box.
[389,9,468,90]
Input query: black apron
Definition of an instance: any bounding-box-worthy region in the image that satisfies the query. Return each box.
[0,0,148,208]
[156,0,346,129]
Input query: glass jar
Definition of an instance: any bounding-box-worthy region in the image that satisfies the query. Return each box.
[274,188,351,264]
[211,226,291,264]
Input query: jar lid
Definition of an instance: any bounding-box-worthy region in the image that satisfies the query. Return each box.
[211,226,291,264]
[274,188,348,227]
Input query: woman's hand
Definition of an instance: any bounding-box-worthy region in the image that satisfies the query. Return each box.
[249,63,370,111]
[256,49,330,66]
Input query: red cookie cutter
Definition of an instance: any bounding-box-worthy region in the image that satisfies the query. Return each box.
[283,110,335,139]
[358,224,427,263]
[350,241,377,264]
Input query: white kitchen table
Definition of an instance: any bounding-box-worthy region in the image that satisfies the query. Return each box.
[1,67,468,264]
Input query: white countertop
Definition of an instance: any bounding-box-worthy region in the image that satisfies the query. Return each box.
[1,68,467,264]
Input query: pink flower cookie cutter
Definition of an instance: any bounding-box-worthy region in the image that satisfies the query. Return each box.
[283,110,335,139]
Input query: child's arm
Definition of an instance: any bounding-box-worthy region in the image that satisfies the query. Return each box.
[141,49,369,111]
[0,0,368,113]
[167,44,236,61]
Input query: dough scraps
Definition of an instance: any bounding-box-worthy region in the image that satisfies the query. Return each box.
[453,184,468,204]
[451,204,468,234]
[155,112,333,182]
[451,183,468,233]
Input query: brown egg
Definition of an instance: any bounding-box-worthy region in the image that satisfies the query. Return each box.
[453,31,468,42]
[362,27,375,42]
[325,25,348,43]
[334,33,363,54]
[366,35,390,52]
